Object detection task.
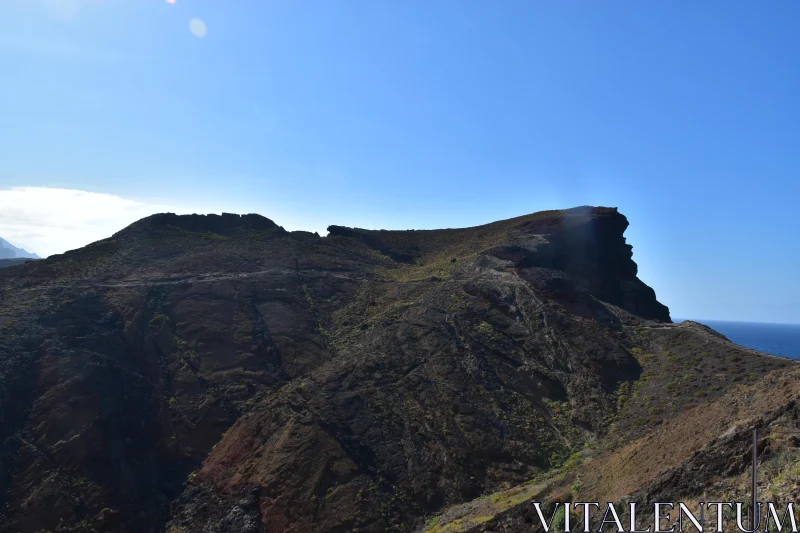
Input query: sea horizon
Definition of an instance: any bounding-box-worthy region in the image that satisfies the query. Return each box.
[676,317,800,327]
[674,318,800,360]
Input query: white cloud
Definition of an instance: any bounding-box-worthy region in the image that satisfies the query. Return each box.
[0,186,348,258]
[0,187,185,257]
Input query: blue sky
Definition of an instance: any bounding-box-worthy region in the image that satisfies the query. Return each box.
[0,0,798,324]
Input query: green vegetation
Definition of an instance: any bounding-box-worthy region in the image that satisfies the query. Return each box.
[422,479,554,533]
[424,516,441,530]
[149,313,171,328]
[552,505,569,532]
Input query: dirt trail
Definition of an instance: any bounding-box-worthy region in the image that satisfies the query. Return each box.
[13,268,358,291]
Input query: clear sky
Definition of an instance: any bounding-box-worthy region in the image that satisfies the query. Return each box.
[0,0,798,324]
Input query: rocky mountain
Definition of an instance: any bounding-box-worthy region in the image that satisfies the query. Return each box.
[0,237,39,260]
[0,207,794,533]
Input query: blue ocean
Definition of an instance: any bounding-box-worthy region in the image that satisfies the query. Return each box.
[675,319,800,360]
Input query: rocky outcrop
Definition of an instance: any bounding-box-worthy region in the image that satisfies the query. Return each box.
[115,212,282,238]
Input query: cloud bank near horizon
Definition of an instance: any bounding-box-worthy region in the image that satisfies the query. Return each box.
[0,186,346,258]
[0,187,199,257]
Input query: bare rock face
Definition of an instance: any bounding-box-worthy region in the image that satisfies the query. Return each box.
[0,207,683,532]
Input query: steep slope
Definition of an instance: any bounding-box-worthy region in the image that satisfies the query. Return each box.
[0,207,790,533]
[418,325,798,533]
[438,365,800,533]
[0,213,378,533]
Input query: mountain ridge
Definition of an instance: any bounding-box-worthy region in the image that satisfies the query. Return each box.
[0,206,792,533]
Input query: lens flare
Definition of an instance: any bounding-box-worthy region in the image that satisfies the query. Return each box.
[189,18,207,38]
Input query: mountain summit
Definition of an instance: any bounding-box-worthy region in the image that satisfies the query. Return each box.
[0,207,794,533]
[0,236,39,259]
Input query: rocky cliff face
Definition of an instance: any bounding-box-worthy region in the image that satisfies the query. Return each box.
[0,207,786,533]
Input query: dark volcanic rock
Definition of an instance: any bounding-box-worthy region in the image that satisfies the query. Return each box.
[0,258,38,269]
[0,206,683,532]
[119,212,281,238]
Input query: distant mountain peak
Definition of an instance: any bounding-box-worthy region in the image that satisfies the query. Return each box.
[0,236,40,259]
